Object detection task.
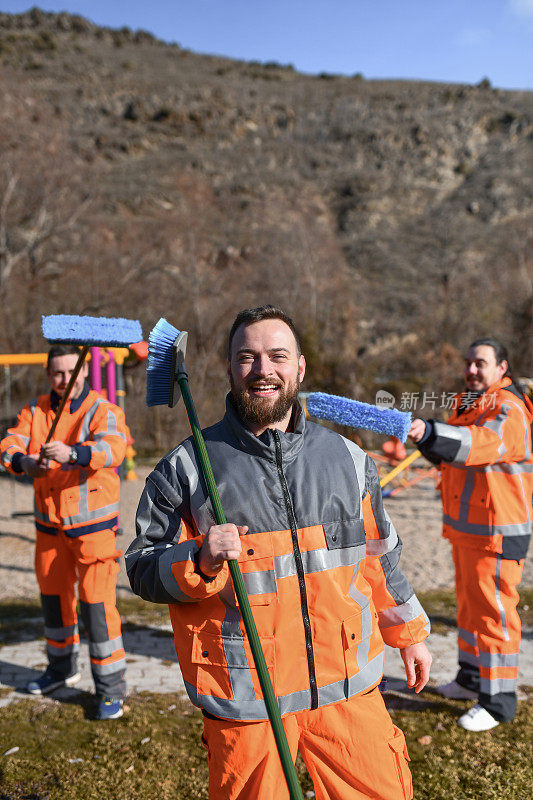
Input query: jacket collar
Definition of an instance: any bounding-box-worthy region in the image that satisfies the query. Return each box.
[455,376,527,421]
[50,382,90,413]
[224,393,306,461]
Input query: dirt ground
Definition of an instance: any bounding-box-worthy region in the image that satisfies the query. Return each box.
[1,463,531,600]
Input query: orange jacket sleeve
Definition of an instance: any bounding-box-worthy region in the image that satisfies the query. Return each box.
[0,404,33,474]
[362,455,430,648]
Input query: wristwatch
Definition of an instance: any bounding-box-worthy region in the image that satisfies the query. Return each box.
[68,447,78,464]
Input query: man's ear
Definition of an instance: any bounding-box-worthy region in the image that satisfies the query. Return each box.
[298,355,306,384]
[82,361,89,378]
[498,360,508,379]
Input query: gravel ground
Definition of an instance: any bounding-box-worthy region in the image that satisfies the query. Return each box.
[1,464,531,601]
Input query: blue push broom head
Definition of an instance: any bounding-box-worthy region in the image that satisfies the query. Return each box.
[146,318,188,408]
[306,392,411,443]
[42,315,143,347]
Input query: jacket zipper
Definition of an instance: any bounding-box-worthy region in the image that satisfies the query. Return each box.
[273,429,318,709]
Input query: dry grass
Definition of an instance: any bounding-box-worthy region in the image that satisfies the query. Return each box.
[0,690,531,800]
[1,591,532,798]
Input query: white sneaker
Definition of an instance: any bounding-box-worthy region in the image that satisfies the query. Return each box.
[435,680,478,700]
[457,704,499,731]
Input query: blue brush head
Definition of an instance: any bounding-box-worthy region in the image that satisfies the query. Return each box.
[42,315,142,347]
[146,318,183,407]
[306,392,411,442]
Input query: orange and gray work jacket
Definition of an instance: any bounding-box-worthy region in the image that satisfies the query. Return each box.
[0,385,127,537]
[126,395,430,722]
[417,377,533,560]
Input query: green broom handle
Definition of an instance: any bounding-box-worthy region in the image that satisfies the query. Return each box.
[178,377,304,800]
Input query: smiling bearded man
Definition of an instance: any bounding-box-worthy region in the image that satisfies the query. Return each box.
[228,314,303,431]
[126,304,431,800]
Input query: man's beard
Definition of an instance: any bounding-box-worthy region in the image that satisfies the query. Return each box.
[230,376,300,429]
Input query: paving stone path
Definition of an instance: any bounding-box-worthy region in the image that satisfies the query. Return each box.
[1,623,531,709]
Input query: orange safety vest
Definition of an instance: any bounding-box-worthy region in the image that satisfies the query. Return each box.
[1,388,127,536]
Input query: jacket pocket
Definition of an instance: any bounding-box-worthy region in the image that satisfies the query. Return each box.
[323,518,366,550]
[192,627,276,701]
[388,726,412,800]
[236,531,276,606]
[342,605,372,677]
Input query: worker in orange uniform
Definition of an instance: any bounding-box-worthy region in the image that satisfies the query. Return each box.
[126,305,432,800]
[409,337,532,731]
[0,345,128,720]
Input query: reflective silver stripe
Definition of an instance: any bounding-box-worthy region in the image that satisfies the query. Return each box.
[479,675,517,695]
[479,652,519,668]
[485,462,533,475]
[366,525,398,556]
[348,575,373,668]
[434,421,471,462]
[443,515,532,537]
[377,594,428,629]
[6,433,30,446]
[47,642,80,657]
[482,409,509,436]
[274,544,367,581]
[304,544,365,572]
[34,507,52,523]
[45,625,78,640]
[92,439,114,467]
[219,597,256,702]
[79,399,105,442]
[99,409,126,440]
[458,648,479,667]
[91,657,127,675]
[458,628,477,647]
[158,541,201,602]
[222,636,257,702]
[343,439,367,502]
[89,636,124,659]
[170,446,214,535]
[494,556,510,643]
[183,651,384,721]
[242,569,276,596]
[301,544,366,573]
[62,501,120,526]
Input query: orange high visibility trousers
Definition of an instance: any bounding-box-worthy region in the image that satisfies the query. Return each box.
[201,687,412,800]
[453,544,523,720]
[35,528,126,697]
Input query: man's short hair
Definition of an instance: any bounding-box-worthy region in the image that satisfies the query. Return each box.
[47,344,81,370]
[469,337,511,377]
[228,305,302,358]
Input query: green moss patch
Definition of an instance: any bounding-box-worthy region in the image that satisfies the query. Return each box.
[0,692,530,799]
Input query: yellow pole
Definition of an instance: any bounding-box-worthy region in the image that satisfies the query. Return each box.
[0,347,131,367]
[380,450,421,488]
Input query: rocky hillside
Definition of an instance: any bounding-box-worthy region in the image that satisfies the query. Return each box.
[1,8,531,450]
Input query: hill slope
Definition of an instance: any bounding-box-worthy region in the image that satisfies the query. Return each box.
[1,9,531,447]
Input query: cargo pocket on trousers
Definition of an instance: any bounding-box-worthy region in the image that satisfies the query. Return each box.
[388,726,412,800]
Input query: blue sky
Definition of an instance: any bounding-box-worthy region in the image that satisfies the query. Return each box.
[3,1,532,89]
